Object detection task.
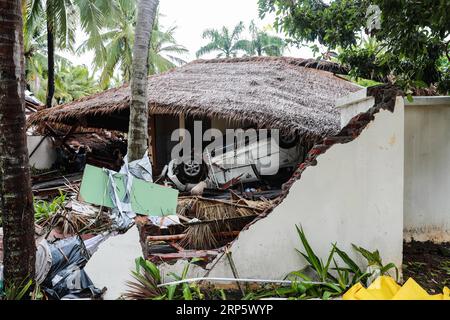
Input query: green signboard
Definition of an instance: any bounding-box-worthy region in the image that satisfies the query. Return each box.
[79,164,178,216]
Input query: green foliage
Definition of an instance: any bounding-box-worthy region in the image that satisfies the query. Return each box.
[34,61,101,104]
[352,244,399,281]
[125,257,205,300]
[340,74,382,88]
[276,225,396,300]
[197,21,286,59]
[124,257,166,300]
[259,0,366,49]
[246,20,286,57]
[196,21,249,58]
[33,192,66,226]
[78,1,188,88]
[1,278,33,300]
[258,0,450,94]
[125,225,400,301]
[23,0,187,94]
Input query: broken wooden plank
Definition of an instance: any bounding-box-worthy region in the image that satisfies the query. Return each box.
[150,250,219,261]
[147,231,240,242]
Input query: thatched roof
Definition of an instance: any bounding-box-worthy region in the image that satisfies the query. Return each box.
[28,57,362,137]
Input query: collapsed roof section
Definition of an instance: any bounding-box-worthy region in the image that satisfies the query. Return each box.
[28,57,361,138]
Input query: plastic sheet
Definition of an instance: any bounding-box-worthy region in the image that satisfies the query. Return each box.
[35,240,52,285]
[343,276,450,300]
[41,237,102,299]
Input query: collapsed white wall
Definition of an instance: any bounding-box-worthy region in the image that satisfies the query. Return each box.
[404,97,450,242]
[27,135,56,170]
[208,97,405,280]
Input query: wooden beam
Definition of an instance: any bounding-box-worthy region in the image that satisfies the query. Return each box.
[148,114,157,169]
[147,231,241,242]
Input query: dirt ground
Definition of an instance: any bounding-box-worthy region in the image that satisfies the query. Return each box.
[403,240,450,293]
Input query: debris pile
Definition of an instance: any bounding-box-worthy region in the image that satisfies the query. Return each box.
[136,193,275,264]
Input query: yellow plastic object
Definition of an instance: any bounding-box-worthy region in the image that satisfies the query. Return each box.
[343,276,450,300]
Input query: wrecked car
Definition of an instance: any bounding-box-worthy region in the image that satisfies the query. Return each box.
[167,133,306,191]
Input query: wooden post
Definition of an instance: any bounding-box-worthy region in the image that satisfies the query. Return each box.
[148,114,157,169]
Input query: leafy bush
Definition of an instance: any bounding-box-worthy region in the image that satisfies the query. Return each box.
[283,225,398,300]
[33,192,66,226]
[124,225,400,300]
[1,278,33,300]
[124,257,205,300]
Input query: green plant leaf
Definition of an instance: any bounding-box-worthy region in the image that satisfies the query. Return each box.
[380,262,399,281]
[295,225,322,274]
[322,291,332,300]
[219,289,227,301]
[167,285,176,300]
[334,244,362,273]
[182,283,193,300]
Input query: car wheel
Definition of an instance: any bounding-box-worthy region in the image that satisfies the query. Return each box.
[178,159,205,183]
[279,132,300,148]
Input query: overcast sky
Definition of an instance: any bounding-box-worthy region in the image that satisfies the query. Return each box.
[69,0,314,70]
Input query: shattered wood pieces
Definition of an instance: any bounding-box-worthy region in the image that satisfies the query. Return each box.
[31,170,59,183]
[148,243,179,254]
[139,194,274,257]
[149,249,220,262]
[147,234,186,242]
[32,173,82,199]
[35,195,113,239]
[32,173,83,190]
[147,231,240,242]
[169,242,185,252]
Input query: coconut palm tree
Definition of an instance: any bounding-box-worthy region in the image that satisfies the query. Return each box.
[196,21,249,58]
[23,13,71,99]
[23,14,48,95]
[148,17,189,75]
[78,0,187,88]
[35,61,100,104]
[25,0,108,107]
[128,0,159,162]
[54,63,100,104]
[0,0,36,289]
[246,21,286,56]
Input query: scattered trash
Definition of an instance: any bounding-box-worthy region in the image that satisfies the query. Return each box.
[343,276,450,300]
[39,236,104,299]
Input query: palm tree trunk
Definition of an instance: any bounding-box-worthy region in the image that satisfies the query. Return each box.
[127,0,159,162]
[0,0,36,288]
[46,16,55,108]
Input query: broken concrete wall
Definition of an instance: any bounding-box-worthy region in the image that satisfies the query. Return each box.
[404,97,450,243]
[27,135,56,170]
[208,97,405,280]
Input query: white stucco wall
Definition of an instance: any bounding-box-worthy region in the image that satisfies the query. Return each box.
[404,97,450,242]
[27,135,56,170]
[208,98,405,280]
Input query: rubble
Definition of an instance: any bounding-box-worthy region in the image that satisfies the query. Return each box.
[136,193,275,264]
[84,226,142,300]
